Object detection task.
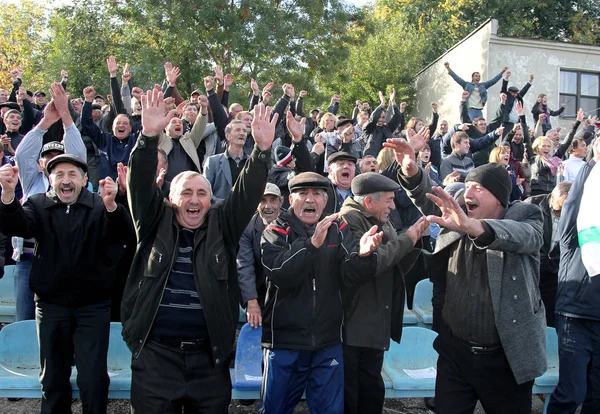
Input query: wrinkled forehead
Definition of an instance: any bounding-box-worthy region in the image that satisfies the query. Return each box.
[174,175,211,194]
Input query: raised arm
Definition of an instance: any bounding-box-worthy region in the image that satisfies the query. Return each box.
[80,86,107,150]
[555,109,583,159]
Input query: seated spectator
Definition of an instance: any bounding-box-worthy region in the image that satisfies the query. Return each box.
[530,136,562,196]
[562,138,587,182]
[531,94,566,135]
[440,132,474,183]
[488,146,523,202]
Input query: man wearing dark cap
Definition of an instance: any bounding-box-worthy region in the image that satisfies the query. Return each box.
[13,83,87,322]
[339,172,429,414]
[1,108,24,155]
[500,71,534,137]
[326,151,358,213]
[33,90,47,110]
[0,151,130,414]
[385,138,546,413]
[260,171,382,414]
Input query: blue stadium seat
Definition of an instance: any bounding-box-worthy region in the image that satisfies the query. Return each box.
[0,320,132,398]
[382,326,438,397]
[412,279,433,325]
[403,293,419,325]
[0,265,16,323]
[232,323,263,391]
[533,327,559,413]
[239,305,247,324]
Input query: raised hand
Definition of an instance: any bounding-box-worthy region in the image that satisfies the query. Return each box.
[461,91,470,102]
[163,97,175,108]
[250,78,259,95]
[359,224,384,256]
[399,102,407,113]
[204,76,214,91]
[577,108,585,122]
[378,91,386,106]
[174,100,189,116]
[515,101,526,117]
[141,88,177,137]
[501,66,509,73]
[262,81,274,94]
[404,216,429,246]
[407,126,430,151]
[299,90,308,98]
[431,102,438,113]
[389,88,396,105]
[214,65,224,85]
[60,70,69,79]
[494,126,505,136]
[99,176,118,211]
[529,74,535,83]
[382,138,418,177]
[224,74,234,90]
[166,66,180,87]
[425,186,483,236]
[500,92,507,104]
[442,171,460,186]
[286,111,306,143]
[282,83,294,99]
[41,101,61,126]
[131,87,143,100]
[341,125,355,143]
[331,94,340,103]
[444,62,450,72]
[311,214,339,248]
[107,56,119,77]
[312,141,325,155]
[505,70,511,79]
[251,103,278,151]
[116,162,128,195]
[0,164,19,203]
[122,70,132,84]
[10,67,22,81]
[561,103,567,109]
[83,86,96,103]
[198,95,208,113]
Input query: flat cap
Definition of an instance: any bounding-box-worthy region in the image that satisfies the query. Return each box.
[46,154,88,175]
[336,118,353,129]
[507,86,519,93]
[351,172,400,196]
[0,102,20,111]
[327,151,357,165]
[288,172,330,192]
[191,89,202,96]
[40,141,65,157]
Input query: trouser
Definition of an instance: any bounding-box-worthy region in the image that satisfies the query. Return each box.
[260,344,343,414]
[14,257,35,321]
[547,315,600,414]
[467,108,483,121]
[540,284,557,328]
[343,345,384,414]
[130,339,231,414]
[434,322,533,414]
[36,300,111,414]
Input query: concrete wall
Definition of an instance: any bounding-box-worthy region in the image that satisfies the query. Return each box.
[414,19,600,138]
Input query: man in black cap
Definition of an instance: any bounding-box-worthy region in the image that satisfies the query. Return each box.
[339,172,429,414]
[260,171,382,414]
[500,70,534,138]
[0,152,130,414]
[325,151,358,213]
[1,108,24,155]
[33,90,47,110]
[385,137,546,414]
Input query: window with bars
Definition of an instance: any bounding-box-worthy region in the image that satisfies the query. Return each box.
[559,70,600,118]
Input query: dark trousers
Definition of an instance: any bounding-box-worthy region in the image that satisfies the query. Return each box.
[260,344,344,414]
[547,315,600,414]
[130,340,231,414]
[434,322,533,414]
[540,285,557,328]
[343,345,384,414]
[36,300,111,414]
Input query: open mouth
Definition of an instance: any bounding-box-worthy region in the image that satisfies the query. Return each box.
[60,186,74,197]
[341,171,351,178]
[186,207,201,217]
[117,127,127,134]
[300,207,317,217]
[465,201,479,213]
[263,208,275,215]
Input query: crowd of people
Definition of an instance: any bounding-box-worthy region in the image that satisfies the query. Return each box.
[0,55,598,414]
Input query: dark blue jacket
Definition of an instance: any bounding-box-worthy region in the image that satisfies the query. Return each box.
[555,160,600,320]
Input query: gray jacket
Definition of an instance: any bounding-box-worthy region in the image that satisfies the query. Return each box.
[400,169,546,385]
[203,151,249,201]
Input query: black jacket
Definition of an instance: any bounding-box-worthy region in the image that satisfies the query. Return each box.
[362,104,404,157]
[260,209,377,350]
[0,188,130,307]
[121,132,271,367]
[500,79,532,123]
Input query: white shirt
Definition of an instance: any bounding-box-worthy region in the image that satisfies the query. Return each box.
[563,155,586,182]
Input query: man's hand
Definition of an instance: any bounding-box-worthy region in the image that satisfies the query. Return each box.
[515,101,526,117]
[132,87,143,100]
[40,101,61,128]
[262,90,271,105]
[107,56,119,77]
[250,78,259,95]
[246,299,262,329]
[331,94,340,104]
[561,103,567,109]
[494,126,505,136]
[382,138,418,177]
[312,141,325,155]
[458,123,471,131]
[311,214,339,248]
[359,225,384,256]
[10,67,22,82]
[501,66,509,74]
[406,126,430,151]
[399,102,407,113]
[431,102,438,113]
[286,111,305,143]
[50,82,70,116]
[214,65,224,86]
[505,70,511,80]
[442,171,460,186]
[174,100,189,117]
[299,90,308,98]
[378,91,386,106]
[538,113,547,121]
[342,125,354,143]
[500,92,507,105]
[461,91,470,102]
[83,86,96,103]
[355,99,362,107]
[404,217,428,246]
[425,186,484,237]
[262,81,274,95]
[224,74,234,90]
[116,162,128,195]
[204,76,214,91]
[0,164,19,203]
[444,62,450,72]
[283,83,295,100]
[18,87,28,101]
[156,168,167,189]
[198,95,208,114]
[122,70,132,84]
[577,108,585,122]
[163,97,175,108]
[141,88,177,136]
[389,88,396,105]
[529,74,535,83]
[166,66,180,87]
[251,103,278,151]
[61,70,69,80]
[99,177,118,211]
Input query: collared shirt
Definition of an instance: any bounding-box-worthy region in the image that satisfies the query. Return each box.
[226,150,248,185]
[550,198,560,247]
[443,235,501,346]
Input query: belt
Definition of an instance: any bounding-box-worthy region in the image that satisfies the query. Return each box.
[150,337,210,352]
[456,338,502,355]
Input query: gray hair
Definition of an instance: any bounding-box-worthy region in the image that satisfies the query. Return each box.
[359,155,376,168]
[552,181,572,198]
[354,192,382,206]
[169,171,213,199]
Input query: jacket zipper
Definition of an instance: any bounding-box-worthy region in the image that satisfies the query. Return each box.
[312,278,316,347]
[135,229,179,359]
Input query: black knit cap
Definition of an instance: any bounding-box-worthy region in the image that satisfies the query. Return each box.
[464,163,512,207]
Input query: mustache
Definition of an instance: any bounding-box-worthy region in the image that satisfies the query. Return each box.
[262,208,276,215]
[60,184,74,190]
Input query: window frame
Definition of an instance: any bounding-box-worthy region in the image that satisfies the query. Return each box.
[559,70,600,119]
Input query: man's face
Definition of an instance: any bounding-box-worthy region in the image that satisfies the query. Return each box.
[575,141,587,158]
[167,117,184,138]
[513,129,523,143]
[418,148,431,163]
[183,104,198,123]
[258,194,281,224]
[328,159,355,190]
[49,162,86,204]
[157,152,168,177]
[455,138,470,155]
[226,123,248,147]
[112,115,132,140]
[510,91,518,98]
[439,120,448,135]
[38,151,62,175]
[547,130,560,145]
[289,188,327,226]
[463,181,502,219]
[35,94,46,106]
[310,111,318,121]
[472,72,481,83]
[91,109,102,122]
[190,94,200,104]
[377,112,386,127]
[230,104,243,118]
[360,156,378,173]
[4,112,22,132]
[71,99,82,113]
[132,98,142,115]
[170,175,212,229]
[475,119,487,134]
[238,113,252,130]
[366,191,396,223]
[550,191,568,216]
[0,90,7,104]
[357,113,369,126]
[94,97,105,106]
